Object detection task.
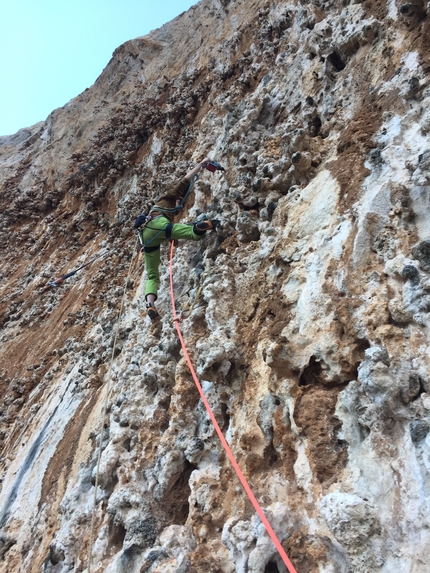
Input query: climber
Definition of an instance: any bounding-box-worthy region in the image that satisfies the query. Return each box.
[134,157,223,320]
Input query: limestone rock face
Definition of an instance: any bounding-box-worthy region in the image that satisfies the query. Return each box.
[0,1,430,572]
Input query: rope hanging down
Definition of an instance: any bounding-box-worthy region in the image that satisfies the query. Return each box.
[87,242,137,573]
[48,235,133,287]
[169,242,298,573]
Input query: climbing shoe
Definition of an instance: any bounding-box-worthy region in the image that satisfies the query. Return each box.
[194,219,220,235]
[146,303,159,320]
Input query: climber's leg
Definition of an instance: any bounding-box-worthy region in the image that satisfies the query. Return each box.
[170,220,220,240]
[144,247,161,320]
[170,222,203,241]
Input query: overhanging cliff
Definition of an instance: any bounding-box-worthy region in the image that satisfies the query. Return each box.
[1,1,430,572]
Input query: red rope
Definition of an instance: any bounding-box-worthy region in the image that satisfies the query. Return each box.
[169,242,298,573]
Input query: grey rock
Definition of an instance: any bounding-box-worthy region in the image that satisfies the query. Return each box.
[368,148,383,165]
[410,418,430,444]
[236,211,260,243]
[48,543,65,565]
[411,239,430,271]
[402,264,421,285]
[124,516,157,550]
[184,437,205,463]
[320,493,382,572]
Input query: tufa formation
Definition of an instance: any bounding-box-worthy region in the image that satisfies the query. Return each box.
[0,0,430,572]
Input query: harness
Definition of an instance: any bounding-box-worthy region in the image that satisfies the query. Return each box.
[135,174,199,252]
[137,217,174,253]
[134,161,225,252]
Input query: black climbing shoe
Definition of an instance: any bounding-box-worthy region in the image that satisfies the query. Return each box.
[194,219,220,235]
[146,303,159,320]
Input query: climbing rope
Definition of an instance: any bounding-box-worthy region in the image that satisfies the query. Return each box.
[48,234,133,287]
[168,242,298,573]
[87,240,137,573]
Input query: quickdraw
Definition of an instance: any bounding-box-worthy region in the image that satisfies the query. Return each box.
[203,160,225,172]
[47,236,133,287]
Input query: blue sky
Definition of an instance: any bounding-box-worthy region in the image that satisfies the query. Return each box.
[0,0,198,136]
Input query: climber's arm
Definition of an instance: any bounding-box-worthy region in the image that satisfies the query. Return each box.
[154,157,214,206]
[185,156,212,180]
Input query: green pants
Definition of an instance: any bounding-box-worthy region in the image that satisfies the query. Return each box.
[142,216,203,300]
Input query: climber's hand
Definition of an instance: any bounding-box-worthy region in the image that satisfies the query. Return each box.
[186,158,212,180]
